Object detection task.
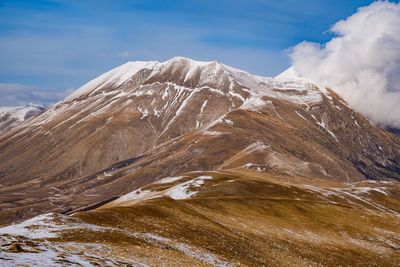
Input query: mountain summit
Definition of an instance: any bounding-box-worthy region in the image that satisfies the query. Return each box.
[0,57,399,265]
[0,104,44,133]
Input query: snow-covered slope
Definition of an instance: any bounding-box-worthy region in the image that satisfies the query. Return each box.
[1,57,400,227]
[64,61,160,102]
[275,66,297,79]
[0,104,44,133]
[61,57,327,109]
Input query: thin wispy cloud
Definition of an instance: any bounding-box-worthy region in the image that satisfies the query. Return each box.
[0,83,68,107]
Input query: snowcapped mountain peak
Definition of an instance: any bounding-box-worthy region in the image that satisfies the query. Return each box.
[165,56,214,66]
[55,57,336,122]
[63,57,222,103]
[64,60,160,102]
[156,57,227,78]
[31,57,338,141]
[0,104,44,120]
[0,104,44,133]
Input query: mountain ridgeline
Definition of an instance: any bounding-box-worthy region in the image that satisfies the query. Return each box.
[0,57,399,266]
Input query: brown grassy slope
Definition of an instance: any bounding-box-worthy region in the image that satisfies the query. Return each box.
[0,170,399,265]
[60,94,400,212]
[58,170,400,266]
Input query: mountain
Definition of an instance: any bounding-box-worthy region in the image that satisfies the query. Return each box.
[0,57,399,266]
[0,104,44,133]
[387,127,400,137]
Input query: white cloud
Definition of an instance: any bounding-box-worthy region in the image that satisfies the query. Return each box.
[0,83,67,107]
[290,1,400,128]
[117,51,138,58]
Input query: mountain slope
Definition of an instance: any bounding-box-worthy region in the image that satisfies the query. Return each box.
[1,170,399,266]
[0,57,399,226]
[0,57,399,266]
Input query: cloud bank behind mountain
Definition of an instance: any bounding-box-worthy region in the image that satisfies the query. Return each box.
[290,1,400,128]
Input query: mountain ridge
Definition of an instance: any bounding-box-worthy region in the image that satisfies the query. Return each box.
[0,57,399,266]
[0,57,399,225]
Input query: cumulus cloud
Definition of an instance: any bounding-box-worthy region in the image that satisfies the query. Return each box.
[0,83,67,107]
[290,1,400,128]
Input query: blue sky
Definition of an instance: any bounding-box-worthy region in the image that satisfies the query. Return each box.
[0,0,377,106]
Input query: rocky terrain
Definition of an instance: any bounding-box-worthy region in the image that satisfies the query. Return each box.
[0,57,399,266]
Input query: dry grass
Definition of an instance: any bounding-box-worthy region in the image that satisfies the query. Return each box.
[47,170,400,266]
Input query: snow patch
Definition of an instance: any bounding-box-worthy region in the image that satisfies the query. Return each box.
[114,175,213,204]
[352,187,388,196]
[65,61,159,101]
[0,213,58,239]
[223,119,234,126]
[138,106,149,119]
[155,176,184,184]
[200,100,208,115]
[242,97,266,110]
[242,141,270,153]
[295,110,307,121]
[203,131,225,136]
[166,176,213,200]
